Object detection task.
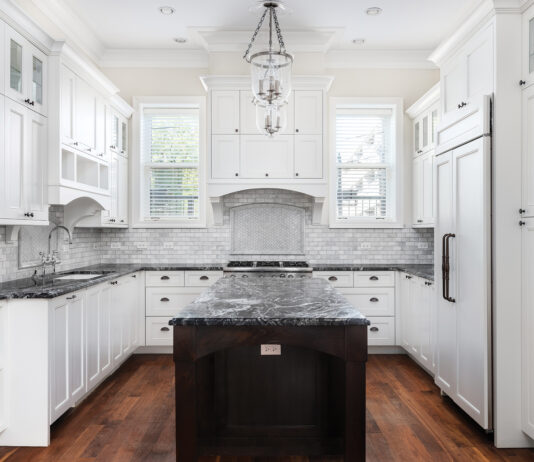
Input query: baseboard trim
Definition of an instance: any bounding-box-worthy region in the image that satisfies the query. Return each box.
[134,346,172,354]
[368,346,406,354]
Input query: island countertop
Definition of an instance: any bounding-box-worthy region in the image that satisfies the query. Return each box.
[169,276,369,327]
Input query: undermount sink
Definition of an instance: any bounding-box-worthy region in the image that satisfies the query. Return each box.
[54,273,104,281]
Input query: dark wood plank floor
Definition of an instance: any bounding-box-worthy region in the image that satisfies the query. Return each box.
[1,354,533,462]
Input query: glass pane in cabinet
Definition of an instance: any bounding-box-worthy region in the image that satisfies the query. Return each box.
[432,110,438,143]
[10,40,23,93]
[423,115,429,148]
[32,56,43,104]
[414,121,420,152]
[121,121,127,153]
[530,18,534,73]
[111,115,119,148]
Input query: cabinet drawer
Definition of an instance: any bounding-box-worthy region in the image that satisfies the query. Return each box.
[340,288,395,316]
[314,271,353,288]
[353,271,395,288]
[146,288,201,316]
[184,271,223,287]
[146,317,173,346]
[367,317,395,346]
[146,271,184,287]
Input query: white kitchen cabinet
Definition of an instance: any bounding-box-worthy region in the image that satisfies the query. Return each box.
[400,273,416,354]
[413,151,434,227]
[4,24,47,116]
[294,90,322,134]
[107,109,128,157]
[239,91,295,135]
[522,4,534,88]
[340,288,395,317]
[521,217,534,439]
[1,97,48,223]
[353,271,395,288]
[413,103,438,157]
[146,271,185,287]
[117,154,128,225]
[314,271,354,288]
[60,66,75,145]
[146,287,202,317]
[184,271,223,287]
[522,85,534,217]
[240,135,293,179]
[440,23,494,127]
[212,135,240,179]
[49,292,85,423]
[212,90,240,134]
[0,302,6,433]
[146,317,173,346]
[367,317,395,346]
[294,135,323,178]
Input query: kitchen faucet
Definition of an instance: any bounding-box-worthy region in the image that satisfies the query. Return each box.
[39,225,73,276]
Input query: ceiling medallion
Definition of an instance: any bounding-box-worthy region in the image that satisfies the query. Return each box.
[243,1,293,136]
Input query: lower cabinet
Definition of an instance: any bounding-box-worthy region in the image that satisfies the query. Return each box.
[0,302,6,433]
[50,272,141,424]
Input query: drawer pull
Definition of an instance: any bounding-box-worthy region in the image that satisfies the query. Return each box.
[66,295,77,300]
[370,326,379,332]
[199,275,209,281]
[160,327,170,332]
[369,276,379,281]
[160,275,170,280]
[160,297,170,302]
[370,297,379,303]
[328,276,338,281]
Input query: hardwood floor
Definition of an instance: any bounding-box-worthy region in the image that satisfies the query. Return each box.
[1,354,533,462]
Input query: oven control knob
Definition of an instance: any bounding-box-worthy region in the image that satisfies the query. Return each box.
[271,274,277,278]
[299,275,306,278]
[242,274,248,278]
[288,274,294,278]
[230,274,236,278]
[279,273,286,278]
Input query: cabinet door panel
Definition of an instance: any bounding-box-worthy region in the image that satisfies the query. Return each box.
[117,155,128,225]
[61,66,76,145]
[522,4,534,87]
[212,135,240,179]
[294,91,322,134]
[68,296,85,402]
[240,135,293,179]
[75,77,97,151]
[5,26,26,104]
[421,152,434,225]
[100,285,113,375]
[50,300,69,421]
[212,91,240,134]
[27,111,47,220]
[412,155,422,225]
[85,288,101,391]
[367,317,395,346]
[27,46,47,116]
[294,135,322,178]
[465,25,494,103]
[240,91,259,134]
[110,283,123,364]
[441,60,466,121]
[523,85,534,217]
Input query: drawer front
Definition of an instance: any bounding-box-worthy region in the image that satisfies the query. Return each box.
[313,271,354,288]
[340,288,395,316]
[367,317,395,346]
[353,271,395,288]
[146,317,173,346]
[146,271,185,287]
[184,271,223,287]
[146,288,202,316]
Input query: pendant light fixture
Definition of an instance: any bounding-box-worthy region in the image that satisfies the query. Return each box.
[243,1,293,136]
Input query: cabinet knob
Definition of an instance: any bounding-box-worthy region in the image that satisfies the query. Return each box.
[520,220,526,226]
[132,274,136,278]
[265,173,269,177]
[417,219,423,223]
[328,276,338,282]
[520,80,527,86]
[520,209,526,214]
[160,326,170,332]
[200,275,209,281]
[161,275,170,280]
[295,173,299,177]
[235,173,239,177]
[160,297,170,302]
[369,276,379,281]
[120,220,124,223]
[405,275,412,279]
[24,98,31,104]
[370,326,379,332]
[370,297,379,303]
[295,129,299,133]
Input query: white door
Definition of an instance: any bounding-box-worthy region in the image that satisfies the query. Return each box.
[421,152,435,225]
[26,44,47,116]
[521,217,534,438]
[2,98,25,220]
[68,294,85,403]
[75,77,97,152]
[108,110,120,153]
[400,273,414,352]
[294,90,322,134]
[120,117,128,157]
[211,135,240,179]
[240,135,293,179]
[418,279,434,371]
[85,287,101,392]
[294,135,322,179]
[117,155,128,225]
[434,150,455,396]
[121,276,136,355]
[110,281,123,365]
[240,91,259,134]
[4,26,27,106]
[522,85,534,217]
[451,138,491,429]
[60,66,76,146]
[26,110,47,221]
[95,98,107,160]
[413,116,422,156]
[522,4,534,88]
[212,90,240,134]
[107,154,119,223]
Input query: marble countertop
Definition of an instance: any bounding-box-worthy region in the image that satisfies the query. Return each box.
[169,277,369,327]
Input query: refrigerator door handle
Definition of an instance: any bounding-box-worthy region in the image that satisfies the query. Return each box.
[445,233,456,303]
[442,233,450,301]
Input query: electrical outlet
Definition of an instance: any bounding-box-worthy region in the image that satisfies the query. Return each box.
[163,242,174,249]
[260,344,281,356]
[360,242,371,250]
[93,243,99,249]
[110,242,121,249]
[136,242,149,250]
[418,242,429,249]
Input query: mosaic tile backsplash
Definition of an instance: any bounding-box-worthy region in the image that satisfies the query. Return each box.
[0,189,433,282]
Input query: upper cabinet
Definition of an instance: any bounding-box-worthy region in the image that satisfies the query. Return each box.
[440,22,494,127]
[294,90,322,134]
[108,108,128,157]
[522,4,534,88]
[212,90,240,134]
[4,24,47,116]
[413,103,438,157]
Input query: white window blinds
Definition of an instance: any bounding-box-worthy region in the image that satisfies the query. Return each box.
[335,108,394,221]
[141,108,200,220]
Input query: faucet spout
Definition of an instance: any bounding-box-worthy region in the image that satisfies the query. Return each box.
[48,225,73,256]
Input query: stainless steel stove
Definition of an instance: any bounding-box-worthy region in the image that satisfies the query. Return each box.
[223,261,313,279]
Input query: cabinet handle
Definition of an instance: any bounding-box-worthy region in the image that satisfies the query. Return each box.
[161,275,170,280]
[417,219,423,223]
[425,281,432,286]
[131,274,136,278]
[160,297,170,302]
[121,150,125,154]
[73,141,79,146]
[370,297,379,303]
[520,80,527,86]
[24,98,31,104]
[369,276,379,281]
[520,208,526,214]
[30,100,35,106]
[200,275,209,281]
[442,233,456,302]
[520,220,526,226]
[160,327,170,332]
[370,326,379,332]
[405,275,412,279]
[120,220,124,223]
[328,276,338,281]
[66,295,77,300]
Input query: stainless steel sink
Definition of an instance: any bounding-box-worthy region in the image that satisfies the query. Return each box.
[54,273,104,280]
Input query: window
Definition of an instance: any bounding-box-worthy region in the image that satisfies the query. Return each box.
[133,97,206,227]
[330,98,402,227]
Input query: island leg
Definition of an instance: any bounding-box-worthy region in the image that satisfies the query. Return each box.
[175,360,197,462]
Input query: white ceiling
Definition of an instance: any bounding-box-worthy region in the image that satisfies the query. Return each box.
[61,0,478,51]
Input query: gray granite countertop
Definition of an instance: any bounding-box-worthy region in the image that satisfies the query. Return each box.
[169,277,369,327]
[313,264,434,281]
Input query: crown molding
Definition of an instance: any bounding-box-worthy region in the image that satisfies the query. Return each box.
[99,48,209,69]
[406,83,440,118]
[200,75,334,92]
[325,49,436,69]
[109,94,134,118]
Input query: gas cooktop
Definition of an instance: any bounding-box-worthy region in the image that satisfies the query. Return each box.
[224,261,312,272]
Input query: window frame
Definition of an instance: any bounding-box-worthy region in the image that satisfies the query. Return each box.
[131,96,206,228]
[329,97,404,228]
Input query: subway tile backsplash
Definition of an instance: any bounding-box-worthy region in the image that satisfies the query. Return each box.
[0,189,433,282]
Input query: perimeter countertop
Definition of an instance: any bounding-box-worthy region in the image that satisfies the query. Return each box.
[313,264,434,281]
[169,277,369,327]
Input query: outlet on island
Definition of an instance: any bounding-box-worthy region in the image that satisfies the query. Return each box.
[260,344,282,356]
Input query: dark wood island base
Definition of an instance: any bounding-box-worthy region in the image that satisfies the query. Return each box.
[173,324,368,461]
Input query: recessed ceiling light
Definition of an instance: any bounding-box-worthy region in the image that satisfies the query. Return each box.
[159,6,175,15]
[174,37,187,44]
[352,38,365,45]
[366,7,382,16]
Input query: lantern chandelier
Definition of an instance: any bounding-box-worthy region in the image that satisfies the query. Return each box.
[243,1,293,136]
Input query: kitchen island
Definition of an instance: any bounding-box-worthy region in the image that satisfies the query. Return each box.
[170,276,370,461]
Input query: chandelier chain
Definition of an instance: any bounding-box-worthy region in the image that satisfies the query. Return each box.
[272,7,286,53]
[243,7,268,61]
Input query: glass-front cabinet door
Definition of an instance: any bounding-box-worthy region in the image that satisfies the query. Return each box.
[5,27,25,103]
[27,47,47,116]
[120,120,128,156]
[523,4,534,88]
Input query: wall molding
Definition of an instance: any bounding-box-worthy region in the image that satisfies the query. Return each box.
[406,83,440,118]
